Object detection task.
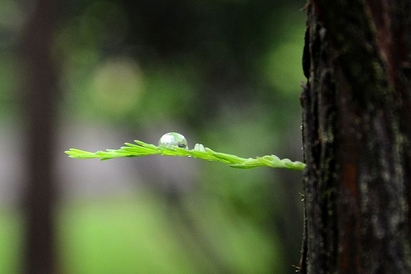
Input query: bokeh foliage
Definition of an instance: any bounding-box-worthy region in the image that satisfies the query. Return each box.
[0,0,305,273]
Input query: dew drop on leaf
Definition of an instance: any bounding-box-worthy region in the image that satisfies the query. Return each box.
[194,143,206,152]
[158,132,188,148]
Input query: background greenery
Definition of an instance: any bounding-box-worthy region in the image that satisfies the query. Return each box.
[0,0,305,273]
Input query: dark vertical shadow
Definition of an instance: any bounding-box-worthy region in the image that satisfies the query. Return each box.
[20,1,61,273]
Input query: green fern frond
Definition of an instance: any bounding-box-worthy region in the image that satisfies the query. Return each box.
[65,139,306,171]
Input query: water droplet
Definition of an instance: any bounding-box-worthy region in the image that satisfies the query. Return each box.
[194,143,206,152]
[158,132,188,149]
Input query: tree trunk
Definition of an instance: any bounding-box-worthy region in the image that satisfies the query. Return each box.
[21,1,61,273]
[300,0,411,273]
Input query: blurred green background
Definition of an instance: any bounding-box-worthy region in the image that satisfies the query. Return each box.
[0,0,305,273]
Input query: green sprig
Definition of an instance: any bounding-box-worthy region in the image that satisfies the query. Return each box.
[65,140,306,171]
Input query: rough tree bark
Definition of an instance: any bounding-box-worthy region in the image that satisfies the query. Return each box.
[301,0,411,273]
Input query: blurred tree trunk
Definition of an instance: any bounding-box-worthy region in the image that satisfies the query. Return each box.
[21,1,60,273]
[300,0,411,273]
